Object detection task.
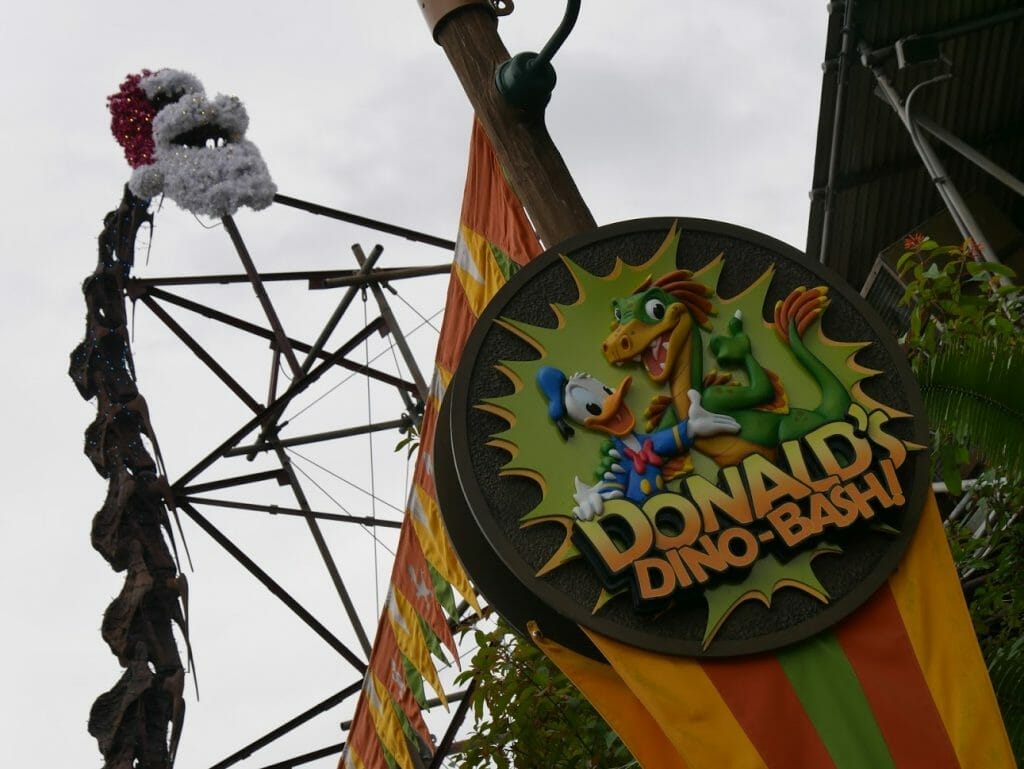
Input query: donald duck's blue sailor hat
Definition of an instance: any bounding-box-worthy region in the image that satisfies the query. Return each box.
[536,365,575,441]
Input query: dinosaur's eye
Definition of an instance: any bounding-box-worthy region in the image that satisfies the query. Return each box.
[645,298,666,320]
[613,306,622,322]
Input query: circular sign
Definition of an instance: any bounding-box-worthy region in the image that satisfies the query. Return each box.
[437,218,928,657]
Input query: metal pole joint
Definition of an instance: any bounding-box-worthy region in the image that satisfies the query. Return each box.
[420,0,511,41]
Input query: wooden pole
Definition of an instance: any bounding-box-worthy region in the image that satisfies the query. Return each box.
[433,6,596,247]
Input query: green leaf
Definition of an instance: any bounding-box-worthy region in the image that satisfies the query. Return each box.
[922,322,938,353]
[992,316,1014,335]
[897,251,918,273]
[940,444,963,495]
[985,261,1017,278]
[919,337,1024,484]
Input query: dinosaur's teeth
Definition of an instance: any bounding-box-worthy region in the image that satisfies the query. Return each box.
[632,354,641,362]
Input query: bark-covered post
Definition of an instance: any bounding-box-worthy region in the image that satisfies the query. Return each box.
[421,0,596,247]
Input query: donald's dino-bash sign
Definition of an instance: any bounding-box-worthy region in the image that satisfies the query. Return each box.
[436,219,928,657]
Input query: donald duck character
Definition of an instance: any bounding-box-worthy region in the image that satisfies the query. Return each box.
[536,367,740,521]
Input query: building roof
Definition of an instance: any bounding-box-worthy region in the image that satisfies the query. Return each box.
[806,1,1024,289]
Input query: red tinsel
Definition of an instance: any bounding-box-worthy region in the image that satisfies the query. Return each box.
[108,70,156,168]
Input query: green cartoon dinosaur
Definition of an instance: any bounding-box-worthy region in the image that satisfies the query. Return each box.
[601,271,851,467]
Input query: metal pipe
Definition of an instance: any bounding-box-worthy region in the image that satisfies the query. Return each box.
[225,418,410,456]
[180,469,286,495]
[273,193,456,250]
[904,80,999,262]
[427,679,477,769]
[254,742,346,769]
[268,347,281,404]
[245,317,398,460]
[254,742,347,769]
[337,688,470,732]
[301,245,383,375]
[316,264,451,289]
[142,288,319,354]
[209,682,361,769]
[128,267,409,288]
[864,6,1024,63]
[271,439,375,657]
[223,215,302,376]
[817,0,857,266]
[181,495,403,528]
[144,290,414,390]
[535,0,581,66]
[173,321,392,490]
[354,244,430,403]
[944,489,974,527]
[177,501,367,672]
[917,116,1024,197]
[899,76,972,237]
[141,295,263,414]
[864,58,998,262]
[932,478,980,495]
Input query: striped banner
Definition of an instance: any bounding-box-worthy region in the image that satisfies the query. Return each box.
[541,494,1014,768]
[344,117,1012,769]
[340,120,541,768]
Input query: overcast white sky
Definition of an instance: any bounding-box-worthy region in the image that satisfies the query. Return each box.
[0,2,829,767]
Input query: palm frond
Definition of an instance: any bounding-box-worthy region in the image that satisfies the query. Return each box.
[916,336,1024,483]
[988,637,1024,764]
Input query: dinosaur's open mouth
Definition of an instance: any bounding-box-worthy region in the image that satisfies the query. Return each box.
[642,332,671,378]
[170,124,232,149]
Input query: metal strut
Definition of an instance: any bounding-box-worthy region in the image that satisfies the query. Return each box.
[862,55,999,262]
[121,193,465,767]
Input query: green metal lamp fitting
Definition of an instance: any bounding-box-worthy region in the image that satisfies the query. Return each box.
[495,0,581,112]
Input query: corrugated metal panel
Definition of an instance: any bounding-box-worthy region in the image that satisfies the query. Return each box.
[806,0,1024,291]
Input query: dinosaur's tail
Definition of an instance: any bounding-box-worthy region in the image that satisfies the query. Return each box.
[792,328,851,416]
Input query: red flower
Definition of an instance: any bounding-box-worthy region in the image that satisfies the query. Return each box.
[903,232,927,250]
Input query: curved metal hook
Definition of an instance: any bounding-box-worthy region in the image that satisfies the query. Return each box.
[536,0,581,67]
[496,0,581,112]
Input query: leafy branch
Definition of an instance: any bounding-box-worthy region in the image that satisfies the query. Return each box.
[454,619,637,769]
[897,235,1024,492]
[899,234,1024,760]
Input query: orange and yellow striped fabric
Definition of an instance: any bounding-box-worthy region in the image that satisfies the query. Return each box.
[340,119,541,769]
[540,494,1014,768]
[343,118,1013,769]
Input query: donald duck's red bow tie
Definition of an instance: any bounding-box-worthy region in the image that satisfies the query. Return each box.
[624,439,662,473]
